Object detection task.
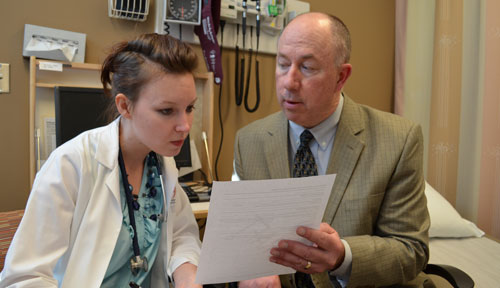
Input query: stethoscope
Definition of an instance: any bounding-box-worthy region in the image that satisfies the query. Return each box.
[234,0,261,112]
[118,147,167,288]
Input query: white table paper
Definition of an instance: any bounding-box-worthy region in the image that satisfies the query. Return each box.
[196,174,336,284]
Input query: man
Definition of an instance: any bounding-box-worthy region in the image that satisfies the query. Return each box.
[233,12,431,287]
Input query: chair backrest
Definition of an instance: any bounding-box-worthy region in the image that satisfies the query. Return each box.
[0,210,24,271]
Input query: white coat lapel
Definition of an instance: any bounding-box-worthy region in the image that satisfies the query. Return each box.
[161,156,178,212]
[151,156,179,287]
[96,118,122,204]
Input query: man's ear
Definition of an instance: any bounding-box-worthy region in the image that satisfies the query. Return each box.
[335,63,352,94]
[115,93,132,119]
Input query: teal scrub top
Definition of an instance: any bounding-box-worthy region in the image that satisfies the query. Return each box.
[101,154,164,288]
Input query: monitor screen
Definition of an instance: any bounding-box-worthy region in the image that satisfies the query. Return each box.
[174,134,192,169]
[54,86,108,146]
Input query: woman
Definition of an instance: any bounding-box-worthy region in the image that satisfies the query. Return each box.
[0,34,202,288]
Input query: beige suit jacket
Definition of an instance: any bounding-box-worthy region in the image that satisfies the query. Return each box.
[233,96,431,287]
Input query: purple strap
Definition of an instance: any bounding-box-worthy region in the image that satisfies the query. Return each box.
[194,0,223,84]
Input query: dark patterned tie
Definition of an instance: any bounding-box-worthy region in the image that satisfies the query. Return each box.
[293,130,318,178]
[293,130,317,287]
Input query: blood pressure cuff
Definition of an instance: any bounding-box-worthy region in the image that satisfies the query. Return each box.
[194,0,223,84]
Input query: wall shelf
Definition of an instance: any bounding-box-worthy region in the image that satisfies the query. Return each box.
[35,83,104,89]
[29,56,214,187]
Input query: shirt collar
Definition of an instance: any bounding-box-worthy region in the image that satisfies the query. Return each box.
[289,94,344,151]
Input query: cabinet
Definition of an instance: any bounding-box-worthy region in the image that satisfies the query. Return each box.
[29,56,214,187]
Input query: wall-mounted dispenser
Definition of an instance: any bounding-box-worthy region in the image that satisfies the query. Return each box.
[23,24,87,63]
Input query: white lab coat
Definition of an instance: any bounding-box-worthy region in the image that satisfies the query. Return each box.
[0,118,201,288]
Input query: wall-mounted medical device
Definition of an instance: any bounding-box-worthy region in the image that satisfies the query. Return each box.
[108,0,150,22]
[164,0,202,25]
[155,0,309,55]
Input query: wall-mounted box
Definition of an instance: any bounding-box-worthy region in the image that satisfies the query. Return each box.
[23,24,86,63]
[0,63,10,93]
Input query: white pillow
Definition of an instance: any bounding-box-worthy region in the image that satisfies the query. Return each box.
[425,181,484,238]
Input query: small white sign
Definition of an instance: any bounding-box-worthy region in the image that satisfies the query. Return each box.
[39,61,63,72]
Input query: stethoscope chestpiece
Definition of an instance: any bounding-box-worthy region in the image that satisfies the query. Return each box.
[130,255,148,276]
[129,281,142,288]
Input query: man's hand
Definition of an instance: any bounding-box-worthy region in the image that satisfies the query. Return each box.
[269,223,345,274]
[239,275,281,288]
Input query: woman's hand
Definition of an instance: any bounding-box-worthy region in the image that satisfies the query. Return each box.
[172,262,202,288]
[239,275,281,288]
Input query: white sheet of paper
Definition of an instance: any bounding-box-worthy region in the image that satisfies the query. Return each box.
[195,174,336,284]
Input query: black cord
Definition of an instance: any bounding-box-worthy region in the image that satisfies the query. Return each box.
[245,59,260,113]
[238,13,247,108]
[215,20,225,181]
[236,0,248,107]
[198,168,211,187]
[238,56,245,107]
[244,26,253,102]
[235,24,242,106]
[245,0,261,113]
[118,148,141,257]
[164,21,170,34]
[242,26,260,113]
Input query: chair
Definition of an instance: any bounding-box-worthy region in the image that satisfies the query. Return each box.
[0,209,24,271]
[425,264,474,288]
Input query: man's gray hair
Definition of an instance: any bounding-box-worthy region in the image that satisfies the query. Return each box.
[326,14,351,68]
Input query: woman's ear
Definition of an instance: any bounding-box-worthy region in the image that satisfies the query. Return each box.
[115,93,132,119]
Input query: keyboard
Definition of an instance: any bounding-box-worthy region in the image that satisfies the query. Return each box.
[180,183,199,202]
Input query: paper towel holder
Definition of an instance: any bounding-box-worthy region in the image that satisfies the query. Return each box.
[109,0,150,22]
[23,24,87,63]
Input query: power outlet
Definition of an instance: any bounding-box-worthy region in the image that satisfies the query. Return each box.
[0,63,10,93]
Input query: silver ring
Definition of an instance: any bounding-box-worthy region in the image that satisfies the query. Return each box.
[304,261,312,270]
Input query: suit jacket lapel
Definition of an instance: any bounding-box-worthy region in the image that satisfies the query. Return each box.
[264,112,290,179]
[322,96,365,224]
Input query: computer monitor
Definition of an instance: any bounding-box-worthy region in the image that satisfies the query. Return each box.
[54,86,108,146]
[174,134,192,169]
